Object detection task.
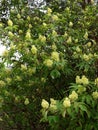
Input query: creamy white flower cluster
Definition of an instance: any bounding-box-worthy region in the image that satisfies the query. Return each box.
[41,90,78,117]
[76,75,89,85]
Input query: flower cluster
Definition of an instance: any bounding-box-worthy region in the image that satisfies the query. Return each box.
[41,99,49,109]
[7,19,13,26]
[31,45,37,54]
[76,75,89,85]
[51,51,59,61]
[92,91,98,99]
[69,91,78,101]
[44,59,53,67]
[63,97,71,108]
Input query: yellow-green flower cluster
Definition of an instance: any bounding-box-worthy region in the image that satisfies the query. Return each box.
[76,75,89,85]
[66,36,72,44]
[6,78,11,84]
[7,19,13,26]
[39,35,46,43]
[44,59,53,67]
[52,30,57,36]
[51,43,57,50]
[2,50,9,57]
[51,51,60,62]
[82,53,93,61]
[63,32,68,38]
[52,15,59,21]
[0,80,6,87]
[84,32,88,40]
[76,46,81,53]
[82,54,90,61]
[24,98,29,105]
[25,31,31,40]
[63,97,71,108]
[28,67,36,75]
[43,22,47,27]
[0,22,3,27]
[47,8,52,15]
[31,45,37,54]
[8,31,14,38]
[95,78,98,87]
[69,22,73,27]
[69,91,78,101]
[17,13,21,19]
[92,91,98,99]
[27,16,30,21]
[49,98,57,112]
[21,64,27,71]
[41,99,49,109]
[87,42,91,47]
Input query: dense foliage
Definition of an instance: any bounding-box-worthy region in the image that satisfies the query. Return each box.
[0,0,98,129]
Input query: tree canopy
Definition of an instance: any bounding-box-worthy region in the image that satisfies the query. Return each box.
[0,0,98,129]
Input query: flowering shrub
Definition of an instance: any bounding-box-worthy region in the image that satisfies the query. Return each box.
[41,76,98,130]
[0,0,98,129]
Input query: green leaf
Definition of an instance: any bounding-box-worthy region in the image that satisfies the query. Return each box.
[48,115,59,125]
[79,103,90,118]
[50,69,61,79]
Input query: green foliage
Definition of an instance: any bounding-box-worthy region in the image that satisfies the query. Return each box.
[0,0,98,129]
